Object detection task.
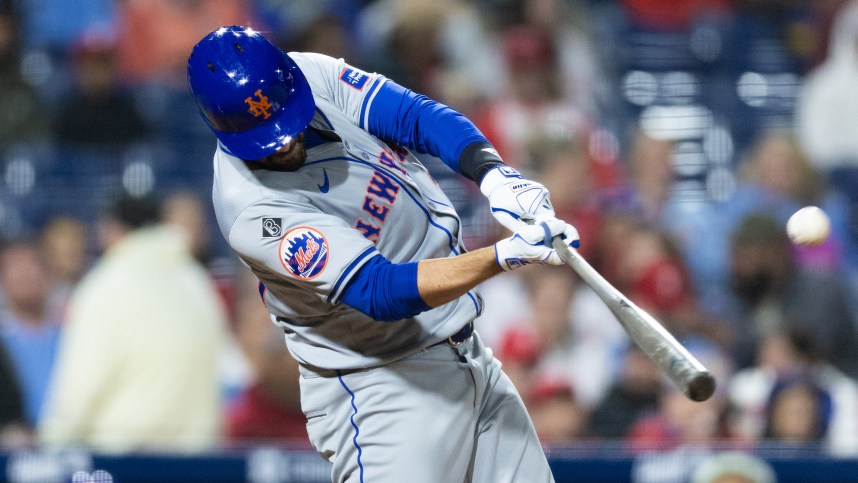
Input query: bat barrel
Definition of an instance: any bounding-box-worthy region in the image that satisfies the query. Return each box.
[552,237,717,402]
[687,372,717,402]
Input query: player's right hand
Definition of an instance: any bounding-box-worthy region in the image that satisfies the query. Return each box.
[494,219,577,271]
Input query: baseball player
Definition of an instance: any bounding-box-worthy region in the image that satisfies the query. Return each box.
[188,26,579,482]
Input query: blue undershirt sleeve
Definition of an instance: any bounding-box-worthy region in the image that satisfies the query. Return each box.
[365,79,488,174]
[339,254,432,322]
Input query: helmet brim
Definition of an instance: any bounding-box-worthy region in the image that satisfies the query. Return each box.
[214,60,315,161]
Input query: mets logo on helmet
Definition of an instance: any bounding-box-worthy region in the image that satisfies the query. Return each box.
[279,226,329,280]
[246,89,273,119]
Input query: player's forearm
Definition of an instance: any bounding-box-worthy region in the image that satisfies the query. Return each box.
[417,247,502,308]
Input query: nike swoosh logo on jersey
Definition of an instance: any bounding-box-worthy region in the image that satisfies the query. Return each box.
[318,169,330,193]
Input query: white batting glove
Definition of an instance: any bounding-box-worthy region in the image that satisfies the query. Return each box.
[494,219,579,271]
[480,166,556,232]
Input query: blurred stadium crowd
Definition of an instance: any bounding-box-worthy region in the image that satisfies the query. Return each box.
[1,0,858,464]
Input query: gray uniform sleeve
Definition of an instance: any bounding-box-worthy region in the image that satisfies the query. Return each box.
[229,200,379,306]
[289,52,387,130]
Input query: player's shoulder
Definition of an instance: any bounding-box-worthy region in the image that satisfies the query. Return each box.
[213,147,315,233]
[289,52,378,96]
[218,188,317,258]
[288,52,342,82]
[288,51,337,67]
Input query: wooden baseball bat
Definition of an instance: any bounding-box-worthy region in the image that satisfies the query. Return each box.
[552,238,716,402]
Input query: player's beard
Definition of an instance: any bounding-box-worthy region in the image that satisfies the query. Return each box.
[251,133,307,172]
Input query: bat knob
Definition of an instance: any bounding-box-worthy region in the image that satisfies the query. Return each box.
[687,372,717,402]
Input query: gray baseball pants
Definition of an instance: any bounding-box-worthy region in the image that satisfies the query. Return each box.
[298,332,555,483]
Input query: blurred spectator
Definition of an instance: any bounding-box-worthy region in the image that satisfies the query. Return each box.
[54,27,150,148]
[594,210,728,345]
[726,213,858,378]
[671,130,845,318]
[161,189,212,264]
[690,451,776,483]
[804,0,855,67]
[0,240,61,427]
[161,189,240,351]
[473,259,527,349]
[729,329,858,455]
[528,376,590,442]
[161,188,247,404]
[729,130,846,271]
[599,131,677,269]
[227,290,308,443]
[504,0,604,117]
[39,216,88,321]
[111,0,255,185]
[214,263,253,406]
[763,376,832,445]
[488,264,624,414]
[291,13,352,60]
[729,333,809,442]
[381,0,449,99]
[528,136,604,260]
[39,195,228,453]
[500,266,615,408]
[255,0,362,53]
[0,340,27,447]
[48,27,147,226]
[0,1,49,145]
[615,225,688,308]
[617,223,731,346]
[495,325,543,403]
[794,0,858,286]
[359,0,498,107]
[624,129,675,222]
[590,345,662,439]
[590,211,639,286]
[115,0,254,84]
[627,339,733,452]
[626,245,691,320]
[795,0,858,170]
[725,130,813,236]
[627,381,730,452]
[474,25,590,171]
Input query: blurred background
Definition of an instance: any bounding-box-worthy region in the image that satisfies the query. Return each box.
[1,0,858,481]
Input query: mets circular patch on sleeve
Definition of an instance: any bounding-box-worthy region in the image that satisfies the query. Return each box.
[279,226,329,280]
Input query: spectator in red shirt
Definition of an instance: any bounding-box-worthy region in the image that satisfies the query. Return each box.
[529,376,590,442]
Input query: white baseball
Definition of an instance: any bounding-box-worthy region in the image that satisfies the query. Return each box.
[786,206,830,246]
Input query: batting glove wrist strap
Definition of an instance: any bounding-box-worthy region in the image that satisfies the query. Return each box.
[480,166,556,233]
[458,141,505,183]
[479,165,522,197]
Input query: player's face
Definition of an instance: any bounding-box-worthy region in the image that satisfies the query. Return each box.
[252,132,307,171]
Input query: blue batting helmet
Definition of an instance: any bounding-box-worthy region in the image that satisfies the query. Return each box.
[187,26,315,160]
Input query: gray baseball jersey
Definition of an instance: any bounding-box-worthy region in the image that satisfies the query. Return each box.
[212,52,483,371]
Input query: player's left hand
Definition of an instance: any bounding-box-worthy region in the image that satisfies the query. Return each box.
[480,166,556,233]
